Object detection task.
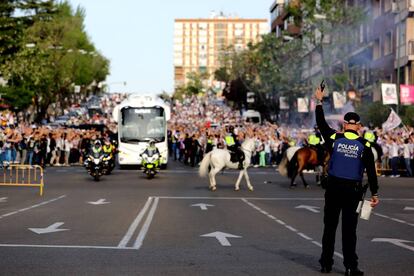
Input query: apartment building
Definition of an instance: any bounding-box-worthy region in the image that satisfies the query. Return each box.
[174,13,268,88]
[269,0,414,102]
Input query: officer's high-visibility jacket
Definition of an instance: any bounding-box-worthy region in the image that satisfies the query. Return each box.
[92,147,102,155]
[364,131,376,143]
[308,133,321,145]
[225,135,235,147]
[103,144,114,154]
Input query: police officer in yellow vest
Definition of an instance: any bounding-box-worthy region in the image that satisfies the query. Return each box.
[308,125,325,165]
[103,139,114,157]
[363,130,383,163]
[205,135,214,154]
[315,87,379,276]
[225,126,244,170]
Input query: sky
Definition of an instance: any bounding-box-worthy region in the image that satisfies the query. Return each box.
[68,0,272,94]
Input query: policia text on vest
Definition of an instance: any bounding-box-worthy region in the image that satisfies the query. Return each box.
[314,87,379,275]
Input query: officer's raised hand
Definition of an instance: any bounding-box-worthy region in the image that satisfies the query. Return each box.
[314,87,324,102]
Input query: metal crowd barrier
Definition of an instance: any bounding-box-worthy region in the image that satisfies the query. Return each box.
[0,165,44,196]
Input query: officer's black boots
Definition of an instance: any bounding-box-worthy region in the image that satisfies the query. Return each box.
[344,268,364,276]
[320,265,332,273]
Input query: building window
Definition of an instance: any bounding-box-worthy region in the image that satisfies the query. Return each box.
[373,0,381,18]
[383,32,392,55]
[373,38,381,60]
[359,25,364,44]
[383,0,391,12]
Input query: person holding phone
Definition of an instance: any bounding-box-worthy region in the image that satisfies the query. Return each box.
[315,84,379,276]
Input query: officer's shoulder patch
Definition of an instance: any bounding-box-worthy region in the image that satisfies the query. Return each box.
[330,133,337,140]
[365,141,371,147]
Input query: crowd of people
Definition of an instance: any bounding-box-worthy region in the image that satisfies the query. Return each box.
[0,94,124,168]
[167,95,294,168]
[168,94,414,176]
[1,93,413,176]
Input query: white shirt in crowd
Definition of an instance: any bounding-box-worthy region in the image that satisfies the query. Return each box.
[403,143,413,159]
[389,142,402,158]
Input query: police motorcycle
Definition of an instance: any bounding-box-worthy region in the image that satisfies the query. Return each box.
[102,140,116,175]
[84,140,106,181]
[140,140,160,179]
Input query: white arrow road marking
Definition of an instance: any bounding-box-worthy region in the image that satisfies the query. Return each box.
[0,197,7,203]
[191,203,214,210]
[200,231,242,246]
[87,199,110,205]
[372,238,414,252]
[295,205,320,213]
[404,207,414,211]
[29,222,69,235]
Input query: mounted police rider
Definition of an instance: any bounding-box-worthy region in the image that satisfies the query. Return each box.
[363,130,383,164]
[308,125,325,165]
[315,86,379,276]
[225,126,244,170]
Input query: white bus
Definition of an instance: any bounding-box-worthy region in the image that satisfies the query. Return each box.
[112,95,170,168]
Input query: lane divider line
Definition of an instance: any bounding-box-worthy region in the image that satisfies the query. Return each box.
[373,212,414,227]
[0,195,66,220]
[153,196,414,201]
[133,197,159,249]
[118,197,153,248]
[241,198,344,259]
[0,244,137,250]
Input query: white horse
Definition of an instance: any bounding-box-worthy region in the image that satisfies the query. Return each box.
[199,138,256,191]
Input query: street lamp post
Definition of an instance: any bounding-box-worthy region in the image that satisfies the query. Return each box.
[393,2,401,114]
[396,26,401,114]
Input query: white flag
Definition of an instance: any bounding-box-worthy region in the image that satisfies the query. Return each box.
[382,109,402,131]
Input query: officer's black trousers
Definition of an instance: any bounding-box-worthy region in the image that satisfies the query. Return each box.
[320,177,362,270]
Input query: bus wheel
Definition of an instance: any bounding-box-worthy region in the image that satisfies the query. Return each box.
[160,164,167,170]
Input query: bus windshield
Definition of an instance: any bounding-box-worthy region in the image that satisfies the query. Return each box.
[120,107,165,143]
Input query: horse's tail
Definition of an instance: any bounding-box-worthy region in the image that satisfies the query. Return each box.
[199,151,212,177]
[278,152,289,177]
[287,151,299,179]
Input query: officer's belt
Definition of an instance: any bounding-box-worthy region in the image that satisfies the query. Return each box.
[327,175,362,187]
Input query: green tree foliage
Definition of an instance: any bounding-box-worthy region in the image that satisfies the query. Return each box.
[356,101,390,127]
[214,34,305,111]
[0,0,55,65]
[0,1,110,120]
[289,0,365,90]
[401,106,414,126]
[173,71,209,101]
[213,0,367,122]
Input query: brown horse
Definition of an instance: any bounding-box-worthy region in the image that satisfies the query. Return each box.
[278,146,330,188]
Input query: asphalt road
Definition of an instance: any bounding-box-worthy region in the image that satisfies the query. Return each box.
[0,161,413,276]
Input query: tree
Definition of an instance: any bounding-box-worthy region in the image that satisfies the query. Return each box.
[356,102,390,127]
[289,0,365,91]
[0,1,110,120]
[214,34,305,120]
[172,71,209,100]
[0,0,55,65]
